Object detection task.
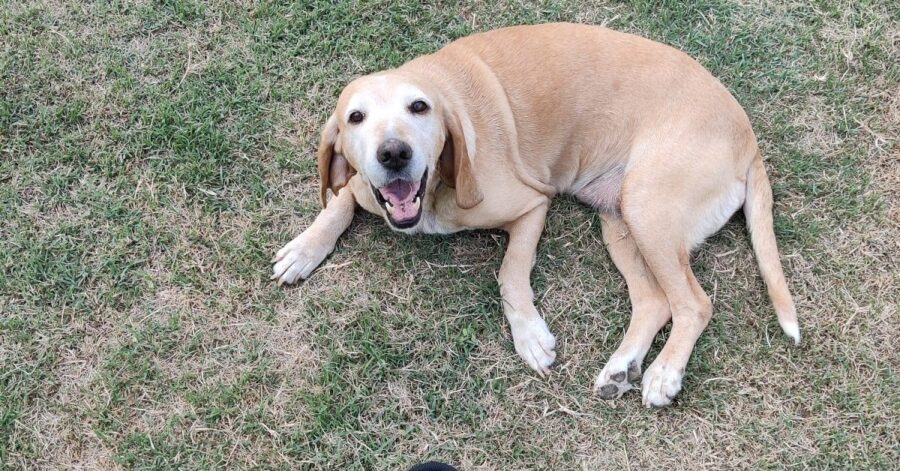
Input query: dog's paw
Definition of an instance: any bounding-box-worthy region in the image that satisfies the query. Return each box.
[593,356,641,400]
[271,233,331,285]
[508,316,557,376]
[641,361,683,407]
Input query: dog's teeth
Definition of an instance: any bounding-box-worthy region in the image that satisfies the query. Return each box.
[385,202,393,209]
[414,196,420,205]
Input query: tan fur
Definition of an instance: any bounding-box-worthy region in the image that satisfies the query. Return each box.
[439,104,483,209]
[275,23,798,406]
[316,114,354,207]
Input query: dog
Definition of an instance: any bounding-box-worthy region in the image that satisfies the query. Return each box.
[272,23,799,407]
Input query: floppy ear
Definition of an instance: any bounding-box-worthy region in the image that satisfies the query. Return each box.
[438,105,483,209]
[317,114,355,208]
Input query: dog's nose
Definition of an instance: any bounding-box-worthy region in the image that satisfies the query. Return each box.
[376,139,412,171]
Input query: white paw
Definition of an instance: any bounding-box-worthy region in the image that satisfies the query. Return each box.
[271,232,332,285]
[593,355,640,400]
[641,361,683,407]
[508,316,557,376]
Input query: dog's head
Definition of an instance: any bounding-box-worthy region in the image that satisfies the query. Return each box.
[316,72,482,231]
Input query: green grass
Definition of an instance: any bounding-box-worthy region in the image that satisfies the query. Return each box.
[1,0,897,469]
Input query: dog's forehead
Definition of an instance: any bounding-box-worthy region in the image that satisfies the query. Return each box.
[342,75,427,112]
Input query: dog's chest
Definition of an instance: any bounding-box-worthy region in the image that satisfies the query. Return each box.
[420,214,460,234]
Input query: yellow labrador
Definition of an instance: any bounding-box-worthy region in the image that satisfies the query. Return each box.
[272,23,799,407]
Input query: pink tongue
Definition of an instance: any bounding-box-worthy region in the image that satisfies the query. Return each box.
[379,179,421,221]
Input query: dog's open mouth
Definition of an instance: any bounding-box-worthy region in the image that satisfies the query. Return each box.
[371,170,428,229]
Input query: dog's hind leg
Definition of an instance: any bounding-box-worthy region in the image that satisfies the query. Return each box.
[593,215,671,399]
[618,145,745,407]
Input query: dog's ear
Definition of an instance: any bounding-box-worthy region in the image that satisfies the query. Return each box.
[438,104,483,209]
[317,114,355,208]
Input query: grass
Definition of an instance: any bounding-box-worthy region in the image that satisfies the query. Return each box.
[1,0,897,469]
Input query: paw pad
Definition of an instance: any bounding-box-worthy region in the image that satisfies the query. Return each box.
[598,383,621,400]
[594,360,641,400]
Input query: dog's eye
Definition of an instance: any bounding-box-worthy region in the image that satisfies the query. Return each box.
[409,100,429,114]
[348,111,364,124]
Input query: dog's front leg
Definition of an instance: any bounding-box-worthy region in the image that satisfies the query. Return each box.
[499,203,556,376]
[272,187,356,285]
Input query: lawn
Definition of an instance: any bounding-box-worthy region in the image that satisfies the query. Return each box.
[1,0,897,469]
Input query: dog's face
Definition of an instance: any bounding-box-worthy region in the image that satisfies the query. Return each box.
[317,72,482,232]
[337,75,441,229]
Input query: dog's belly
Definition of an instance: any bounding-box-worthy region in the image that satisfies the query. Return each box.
[571,165,625,215]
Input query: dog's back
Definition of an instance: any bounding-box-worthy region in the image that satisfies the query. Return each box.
[411,23,756,198]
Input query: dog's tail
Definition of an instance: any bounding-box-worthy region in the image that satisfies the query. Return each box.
[744,152,800,344]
